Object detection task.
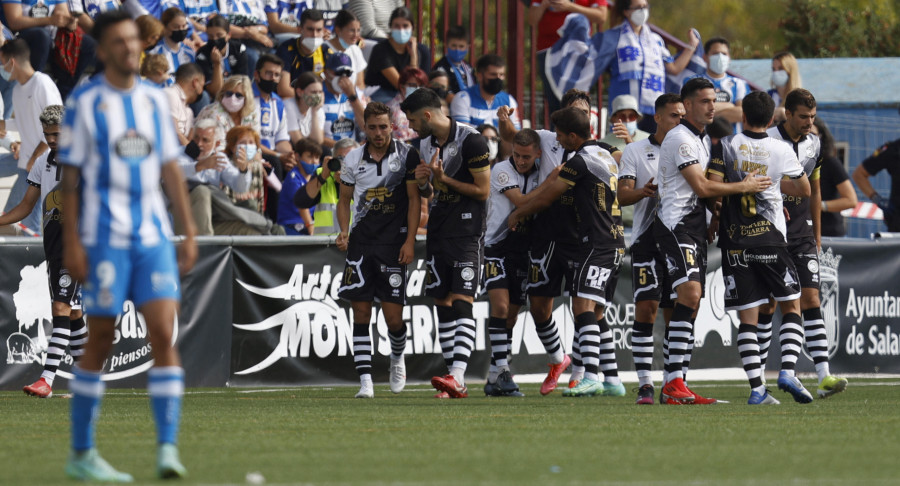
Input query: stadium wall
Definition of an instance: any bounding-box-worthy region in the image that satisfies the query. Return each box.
[2,236,899,390]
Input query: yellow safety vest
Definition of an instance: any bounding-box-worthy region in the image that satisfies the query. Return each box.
[313,168,340,235]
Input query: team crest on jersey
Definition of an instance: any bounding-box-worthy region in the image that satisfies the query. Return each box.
[678,143,693,158]
[59,274,72,288]
[460,267,475,282]
[262,111,271,125]
[806,144,815,159]
[115,130,152,160]
[497,172,509,185]
[446,143,459,158]
[388,158,402,172]
[388,274,402,288]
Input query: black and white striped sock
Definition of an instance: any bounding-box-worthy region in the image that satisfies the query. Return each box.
[69,316,87,360]
[738,323,764,393]
[488,317,509,380]
[779,312,804,374]
[632,321,654,387]
[436,305,456,369]
[41,315,72,385]
[535,317,564,363]
[388,326,407,360]
[802,308,831,382]
[598,317,620,385]
[665,303,694,382]
[352,323,372,380]
[757,312,774,373]
[450,300,476,382]
[575,312,600,382]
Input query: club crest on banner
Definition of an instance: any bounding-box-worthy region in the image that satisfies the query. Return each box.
[815,247,841,359]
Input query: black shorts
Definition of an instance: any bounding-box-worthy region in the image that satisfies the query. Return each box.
[338,243,407,305]
[787,238,820,290]
[483,245,529,306]
[653,219,707,296]
[721,247,801,311]
[424,235,483,299]
[43,220,82,309]
[572,247,624,307]
[527,240,582,298]
[630,234,674,308]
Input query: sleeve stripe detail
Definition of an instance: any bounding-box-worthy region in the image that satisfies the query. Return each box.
[678,160,699,170]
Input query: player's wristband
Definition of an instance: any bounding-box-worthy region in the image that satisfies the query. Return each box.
[822,201,828,212]
[316,173,327,184]
[347,95,358,102]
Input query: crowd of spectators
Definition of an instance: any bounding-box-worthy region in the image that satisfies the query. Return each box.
[0,1,879,238]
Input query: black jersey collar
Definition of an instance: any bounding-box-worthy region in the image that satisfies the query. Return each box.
[777,122,806,144]
[741,130,769,140]
[363,139,396,163]
[649,134,662,146]
[680,119,706,137]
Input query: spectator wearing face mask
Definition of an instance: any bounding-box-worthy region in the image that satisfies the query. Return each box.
[696,36,747,131]
[195,15,250,98]
[432,25,474,96]
[326,9,368,91]
[477,124,502,167]
[275,8,330,99]
[148,7,197,84]
[344,0,402,39]
[768,51,802,122]
[450,54,521,130]
[364,6,431,103]
[321,51,366,148]
[221,125,285,236]
[195,74,260,149]
[285,71,326,144]
[599,94,648,151]
[278,138,320,235]
[387,66,427,142]
[427,69,451,102]
[253,54,295,171]
[216,0,273,73]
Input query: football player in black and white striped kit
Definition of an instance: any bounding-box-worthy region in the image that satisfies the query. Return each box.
[509,107,625,397]
[0,105,88,399]
[481,129,543,397]
[760,89,848,399]
[401,88,491,399]
[336,102,423,399]
[617,93,685,404]
[654,78,771,404]
[706,90,811,404]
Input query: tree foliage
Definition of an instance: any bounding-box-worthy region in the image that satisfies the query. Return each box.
[780,0,900,57]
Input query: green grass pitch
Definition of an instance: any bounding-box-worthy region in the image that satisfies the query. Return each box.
[2,380,898,485]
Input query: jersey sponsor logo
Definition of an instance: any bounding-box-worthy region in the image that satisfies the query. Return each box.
[584,265,611,290]
[738,144,770,159]
[365,187,393,202]
[678,143,693,158]
[734,160,769,176]
[115,130,153,160]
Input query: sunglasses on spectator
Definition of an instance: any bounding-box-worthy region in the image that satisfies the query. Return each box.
[223,91,245,100]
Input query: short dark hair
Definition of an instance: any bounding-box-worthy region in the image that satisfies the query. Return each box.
[294,71,320,90]
[174,62,204,83]
[784,88,816,113]
[704,36,729,53]
[294,138,323,159]
[300,8,324,26]
[206,15,230,32]
[513,128,541,150]
[363,101,391,122]
[91,9,136,45]
[551,107,591,140]
[681,77,715,100]
[655,93,682,112]
[428,70,449,81]
[741,91,775,128]
[813,117,835,158]
[160,7,186,27]
[561,89,591,109]
[400,88,443,115]
[0,38,30,63]
[389,7,414,28]
[706,117,732,139]
[256,53,283,73]
[445,25,467,42]
[333,9,358,30]
[476,54,504,73]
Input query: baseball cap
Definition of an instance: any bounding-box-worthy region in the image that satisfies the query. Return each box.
[326,52,354,76]
[611,94,641,119]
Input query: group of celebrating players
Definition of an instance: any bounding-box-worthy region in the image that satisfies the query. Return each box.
[336,77,848,406]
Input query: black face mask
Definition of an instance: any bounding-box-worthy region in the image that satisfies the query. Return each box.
[483,77,504,95]
[212,38,227,50]
[170,29,188,43]
[258,79,278,94]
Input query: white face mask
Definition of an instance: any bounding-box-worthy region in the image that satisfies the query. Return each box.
[625,120,638,135]
[238,143,258,161]
[331,76,343,94]
[487,140,499,160]
[708,53,730,75]
[301,36,324,52]
[629,7,649,26]
[771,69,789,87]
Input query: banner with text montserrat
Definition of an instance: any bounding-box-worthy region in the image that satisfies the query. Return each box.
[2,237,898,391]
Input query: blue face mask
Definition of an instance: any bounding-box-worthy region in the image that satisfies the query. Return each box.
[447,48,467,64]
[339,37,352,50]
[299,160,319,175]
[625,121,638,135]
[404,86,418,98]
[239,143,258,161]
[391,28,412,45]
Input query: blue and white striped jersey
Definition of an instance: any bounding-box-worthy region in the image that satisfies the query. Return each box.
[58,77,183,249]
[148,39,196,78]
[219,0,268,24]
[264,0,309,27]
[449,85,521,130]
[180,0,219,21]
[68,0,121,19]
[253,83,290,149]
